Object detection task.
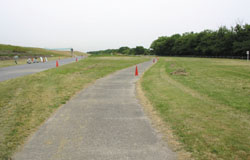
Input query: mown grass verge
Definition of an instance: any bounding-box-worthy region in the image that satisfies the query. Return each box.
[141,57,250,160]
[0,44,72,58]
[0,56,149,159]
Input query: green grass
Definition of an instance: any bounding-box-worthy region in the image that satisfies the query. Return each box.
[0,56,149,159]
[141,57,250,160]
[0,44,80,59]
[0,44,62,57]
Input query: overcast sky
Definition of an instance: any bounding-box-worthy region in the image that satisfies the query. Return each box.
[0,0,250,52]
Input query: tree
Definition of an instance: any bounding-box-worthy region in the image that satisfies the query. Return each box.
[118,47,130,54]
[134,46,146,55]
[233,24,250,56]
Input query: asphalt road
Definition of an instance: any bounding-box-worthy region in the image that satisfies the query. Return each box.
[13,60,176,160]
[0,56,85,82]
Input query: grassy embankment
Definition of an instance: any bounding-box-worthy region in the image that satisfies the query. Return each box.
[0,44,86,68]
[141,57,250,160]
[0,56,149,159]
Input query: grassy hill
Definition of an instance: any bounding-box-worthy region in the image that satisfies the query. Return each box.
[0,44,76,60]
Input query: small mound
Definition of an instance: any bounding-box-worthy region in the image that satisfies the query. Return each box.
[170,69,188,76]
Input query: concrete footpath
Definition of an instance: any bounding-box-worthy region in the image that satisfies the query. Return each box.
[13,60,176,160]
[0,56,84,82]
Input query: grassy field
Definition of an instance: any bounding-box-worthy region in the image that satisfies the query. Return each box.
[141,57,250,160]
[0,56,149,159]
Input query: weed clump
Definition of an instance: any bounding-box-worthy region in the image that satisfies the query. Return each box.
[170,69,188,76]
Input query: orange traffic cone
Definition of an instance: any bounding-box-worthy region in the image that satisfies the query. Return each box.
[56,60,59,67]
[135,65,139,76]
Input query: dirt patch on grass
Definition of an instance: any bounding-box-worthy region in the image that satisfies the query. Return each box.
[171,69,188,76]
[136,79,193,160]
[165,59,172,63]
[170,63,175,68]
[81,64,99,71]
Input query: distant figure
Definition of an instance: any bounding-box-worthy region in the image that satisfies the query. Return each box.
[71,48,73,57]
[14,55,18,64]
[40,57,43,63]
[45,57,48,62]
[34,57,37,63]
[27,58,32,64]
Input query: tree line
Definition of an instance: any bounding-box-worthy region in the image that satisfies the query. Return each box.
[88,46,151,55]
[150,24,250,57]
[88,24,250,58]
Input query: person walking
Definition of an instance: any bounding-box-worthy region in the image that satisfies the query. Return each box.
[14,55,18,64]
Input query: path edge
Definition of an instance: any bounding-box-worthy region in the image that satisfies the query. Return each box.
[135,65,193,160]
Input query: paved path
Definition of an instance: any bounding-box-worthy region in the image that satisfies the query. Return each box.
[0,56,84,82]
[13,60,176,160]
